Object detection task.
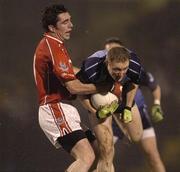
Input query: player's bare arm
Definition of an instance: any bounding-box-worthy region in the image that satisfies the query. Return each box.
[65,79,98,95]
[152,84,161,104]
[126,83,138,108]
[78,95,96,114]
[65,79,113,95]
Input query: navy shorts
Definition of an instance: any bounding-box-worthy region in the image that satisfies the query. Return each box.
[57,130,86,153]
[57,129,96,153]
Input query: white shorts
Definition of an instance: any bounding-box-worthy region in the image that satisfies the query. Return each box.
[141,127,156,140]
[39,102,82,149]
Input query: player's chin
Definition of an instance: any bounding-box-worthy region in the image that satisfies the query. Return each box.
[116,76,123,82]
[65,34,71,40]
[113,76,121,81]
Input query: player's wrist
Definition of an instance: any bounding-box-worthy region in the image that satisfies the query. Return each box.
[124,106,131,111]
[154,99,160,105]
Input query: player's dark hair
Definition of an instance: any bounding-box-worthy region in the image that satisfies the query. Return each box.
[107,47,130,63]
[105,37,124,46]
[42,4,68,32]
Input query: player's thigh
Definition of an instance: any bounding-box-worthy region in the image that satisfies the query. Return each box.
[93,116,114,155]
[123,104,143,142]
[88,113,113,141]
[70,138,95,162]
[94,116,113,140]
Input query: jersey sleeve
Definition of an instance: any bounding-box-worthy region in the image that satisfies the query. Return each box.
[139,71,158,91]
[126,51,143,84]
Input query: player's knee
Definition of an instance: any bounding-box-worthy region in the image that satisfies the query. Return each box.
[99,142,114,158]
[66,155,95,172]
[87,150,95,165]
[81,150,95,168]
[130,131,142,143]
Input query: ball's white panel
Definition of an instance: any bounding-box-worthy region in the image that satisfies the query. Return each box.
[91,92,118,109]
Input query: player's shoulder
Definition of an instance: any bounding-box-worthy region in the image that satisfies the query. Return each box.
[35,38,47,55]
[146,72,155,82]
[83,50,106,68]
[127,49,141,64]
[35,37,54,62]
[88,50,107,59]
[126,49,143,84]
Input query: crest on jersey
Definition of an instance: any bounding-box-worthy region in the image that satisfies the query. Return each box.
[59,63,69,71]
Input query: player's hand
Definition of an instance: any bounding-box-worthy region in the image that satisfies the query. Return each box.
[122,107,132,123]
[151,104,164,123]
[109,100,119,114]
[96,101,119,119]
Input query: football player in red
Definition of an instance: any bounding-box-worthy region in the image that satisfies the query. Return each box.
[33,4,111,172]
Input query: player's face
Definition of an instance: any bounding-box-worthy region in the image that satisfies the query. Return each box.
[107,60,129,81]
[54,12,73,41]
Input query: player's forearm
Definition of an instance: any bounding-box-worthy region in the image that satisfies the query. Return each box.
[65,79,98,95]
[152,85,161,105]
[126,83,138,107]
[78,95,96,114]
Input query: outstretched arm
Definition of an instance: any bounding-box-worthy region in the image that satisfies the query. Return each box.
[140,72,164,122]
[151,84,164,123]
[152,84,161,105]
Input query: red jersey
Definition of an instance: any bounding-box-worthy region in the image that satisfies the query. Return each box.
[33,33,76,105]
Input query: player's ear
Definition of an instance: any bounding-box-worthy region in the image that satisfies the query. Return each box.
[48,25,55,32]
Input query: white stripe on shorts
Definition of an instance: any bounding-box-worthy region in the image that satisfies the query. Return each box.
[141,127,156,140]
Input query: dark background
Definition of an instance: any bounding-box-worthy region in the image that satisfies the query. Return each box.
[0,0,179,171]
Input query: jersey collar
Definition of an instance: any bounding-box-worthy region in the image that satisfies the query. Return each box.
[44,33,63,44]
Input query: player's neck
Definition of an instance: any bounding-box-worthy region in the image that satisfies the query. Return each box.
[48,32,64,42]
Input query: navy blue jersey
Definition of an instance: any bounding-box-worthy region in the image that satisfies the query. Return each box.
[77,50,143,85]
